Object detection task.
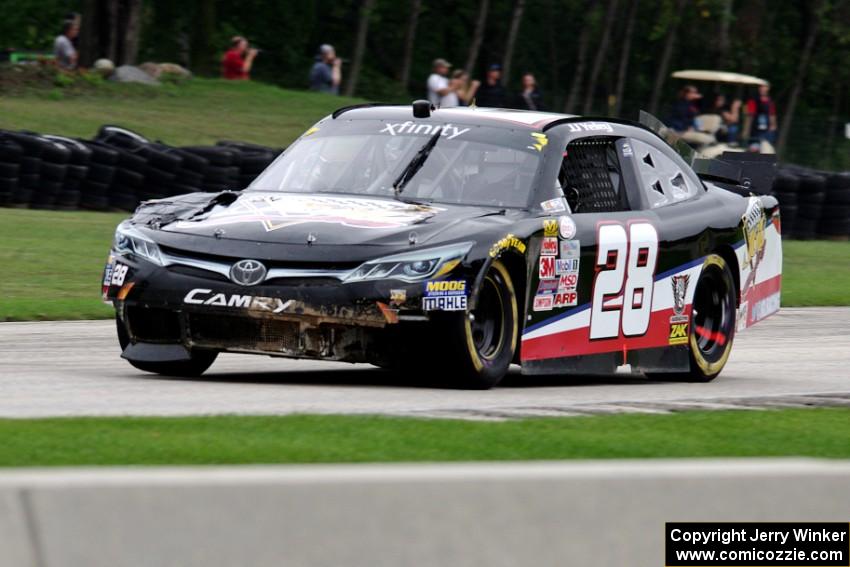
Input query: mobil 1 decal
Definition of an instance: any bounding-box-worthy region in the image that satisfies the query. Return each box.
[590,221,659,340]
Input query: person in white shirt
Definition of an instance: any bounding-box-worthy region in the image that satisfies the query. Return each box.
[426,58,455,107]
[54,20,79,70]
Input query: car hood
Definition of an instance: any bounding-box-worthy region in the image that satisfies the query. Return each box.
[154,191,511,248]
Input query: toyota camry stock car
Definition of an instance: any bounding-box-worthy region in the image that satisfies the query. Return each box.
[102,101,782,389]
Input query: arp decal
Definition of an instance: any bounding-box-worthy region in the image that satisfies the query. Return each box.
[173,194,445,233]
[553,291,577,308]
[543,219,559,237]
[184,289,293,314]
[541,237,558,256]
[489,234,527,258]
[539,256,556,279]
[589,222,659,340]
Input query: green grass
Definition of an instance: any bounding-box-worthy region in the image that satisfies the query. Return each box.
[0,409,848,467]
[0,78,361,147]
[1,209,848,321]
[780,240,850,306]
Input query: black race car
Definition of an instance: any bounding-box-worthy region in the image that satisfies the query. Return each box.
[102,102,782,388]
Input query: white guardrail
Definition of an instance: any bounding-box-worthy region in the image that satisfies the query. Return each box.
[1,459,849,567]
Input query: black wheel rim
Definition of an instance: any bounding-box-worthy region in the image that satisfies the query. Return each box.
[691,265,734,362]
[469,274,505,361]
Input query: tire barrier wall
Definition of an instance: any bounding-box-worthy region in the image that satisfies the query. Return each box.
[1,459,849,567]
[0,126,282,212]
[772,165,850,240]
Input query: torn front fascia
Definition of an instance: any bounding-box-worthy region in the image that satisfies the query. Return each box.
[130,191,241,229]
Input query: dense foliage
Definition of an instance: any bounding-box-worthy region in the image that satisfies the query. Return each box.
[2,0,848,168]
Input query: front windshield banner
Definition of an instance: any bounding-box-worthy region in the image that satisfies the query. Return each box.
[250,119,544,209]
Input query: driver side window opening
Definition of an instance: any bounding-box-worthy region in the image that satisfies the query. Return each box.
[558,136,629,213]
[630,138,699,208]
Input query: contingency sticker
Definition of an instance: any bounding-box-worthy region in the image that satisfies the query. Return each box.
[539,257,556,279]
[553,291,577,308]
[560,240,581,259]
[559,216,577,239]
[422,280,468,311]
[533,294,554,311]
[556,258,579,275]
[541,237,558,256]
[543,219,559,237]
[536,278,559,295]
[540,197,567,213]
[558,273,578,292]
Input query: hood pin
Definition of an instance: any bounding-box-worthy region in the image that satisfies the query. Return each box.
[307,232,317,245]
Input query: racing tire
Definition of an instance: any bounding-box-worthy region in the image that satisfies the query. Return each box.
[116,317,218,377]
[434,260,518,389]
[647,254,736,382]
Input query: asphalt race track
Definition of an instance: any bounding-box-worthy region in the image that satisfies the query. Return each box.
[1,308,848,419]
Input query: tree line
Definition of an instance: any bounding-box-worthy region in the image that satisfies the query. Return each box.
[2,0,849,168]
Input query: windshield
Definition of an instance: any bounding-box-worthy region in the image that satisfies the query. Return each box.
[249,119,543,208]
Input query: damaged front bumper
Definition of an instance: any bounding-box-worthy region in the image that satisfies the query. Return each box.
[105,255,430,364]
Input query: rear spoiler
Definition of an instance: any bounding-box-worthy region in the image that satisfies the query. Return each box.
[693,152,777,196]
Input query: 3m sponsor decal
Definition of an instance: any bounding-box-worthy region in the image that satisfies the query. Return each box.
[556,258,579,274]
[559,216,577,239]
[424,279,467,297]
[184,289,293,314]
[539,197,566,213]
[379,121,469,140]
[536,278,559,295]
[541,237,558,256]
[422,295,467,311]
[566,122,613,133]
[533,294,553,311]
[543,219,558,237]
[553,291,577,308]
[560,240,581,259]
[110,263,129,286]
[489,234,527,258]
[668,321,689,345]
[558,273,578,291]
[539,256,556,278]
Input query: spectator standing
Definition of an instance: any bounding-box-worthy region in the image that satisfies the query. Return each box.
[53,20,79,70]
[744,84,778,150]
[222,36,258,80]
[514,73,544,111]
[439,69,479,108]
[668,85,714,147]
[427,58,454,107]
[309,44,342,95]
[475,64,507,108]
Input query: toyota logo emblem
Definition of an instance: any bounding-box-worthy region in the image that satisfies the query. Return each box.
[229,259,267,286]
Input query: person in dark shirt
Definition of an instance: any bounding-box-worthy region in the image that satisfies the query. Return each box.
[475,64,507,108]
[514,73,544,111]
[221,36,258,80]
[309,44,342,95]
[668,85,714,148]
[744,84,778,150]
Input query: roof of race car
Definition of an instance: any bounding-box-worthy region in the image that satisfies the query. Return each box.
[332,104,576,130]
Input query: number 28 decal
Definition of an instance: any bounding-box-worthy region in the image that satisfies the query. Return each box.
[590,222,659,340]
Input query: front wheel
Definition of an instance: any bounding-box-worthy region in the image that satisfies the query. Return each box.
[648,253,737,382]
[116,316,218,377]
[435,260,518,389]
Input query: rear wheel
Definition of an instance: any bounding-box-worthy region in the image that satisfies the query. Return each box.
[436,260,518,389]
[116,316,218,377]
[649,254,736,382]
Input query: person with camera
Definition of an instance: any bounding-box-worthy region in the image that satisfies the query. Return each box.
[309,44,342,95]
[221,36,258,80]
